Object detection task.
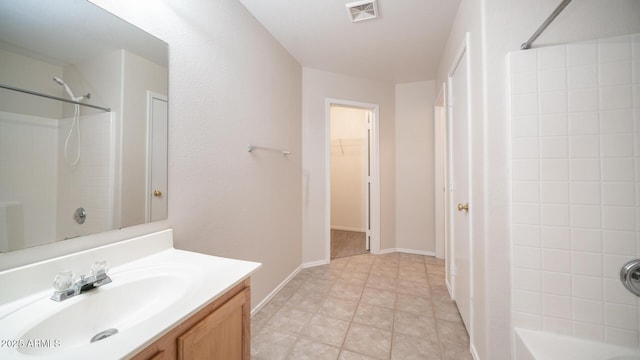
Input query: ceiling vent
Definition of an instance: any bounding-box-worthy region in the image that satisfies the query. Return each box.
[345,0,378,23]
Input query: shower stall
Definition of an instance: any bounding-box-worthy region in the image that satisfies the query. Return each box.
[509,32,640,357]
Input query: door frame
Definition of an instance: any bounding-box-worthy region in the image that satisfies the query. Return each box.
[145,91,168,222]
[446,32,474,341]
[434,83,447,260]
[325,98,380,260]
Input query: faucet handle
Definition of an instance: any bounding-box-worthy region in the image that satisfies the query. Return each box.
[53,270,76,291]
[91,260,109,276]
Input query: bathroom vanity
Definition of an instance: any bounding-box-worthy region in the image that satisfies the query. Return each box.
[132,279,251,360]
[0,230,261,359]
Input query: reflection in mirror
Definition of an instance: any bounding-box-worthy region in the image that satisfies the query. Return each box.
[0,0,168,252]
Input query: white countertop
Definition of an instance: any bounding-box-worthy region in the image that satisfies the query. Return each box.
[0,230,262,359]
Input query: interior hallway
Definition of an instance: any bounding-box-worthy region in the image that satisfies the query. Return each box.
[251,253,471,359]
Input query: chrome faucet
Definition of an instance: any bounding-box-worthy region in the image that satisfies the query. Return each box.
[51,261,112,302]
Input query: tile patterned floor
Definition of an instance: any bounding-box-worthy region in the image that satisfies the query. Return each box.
[251,252,472,360]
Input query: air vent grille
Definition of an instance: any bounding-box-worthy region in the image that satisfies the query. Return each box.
[345,0,378,23]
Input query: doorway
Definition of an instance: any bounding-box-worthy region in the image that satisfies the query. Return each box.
[326,99,380,261]
[330,105,370,259]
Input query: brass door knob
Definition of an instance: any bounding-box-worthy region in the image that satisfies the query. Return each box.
[457,203,469,212]
[153,190,162,197]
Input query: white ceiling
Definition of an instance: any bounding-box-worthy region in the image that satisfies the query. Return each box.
[0,0,167,67]
[238,0,462,83]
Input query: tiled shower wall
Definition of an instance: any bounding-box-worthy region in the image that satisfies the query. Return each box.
[510,34,640,348]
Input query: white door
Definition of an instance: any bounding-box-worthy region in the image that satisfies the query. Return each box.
[147,92,168,222]
[449,49,471,331]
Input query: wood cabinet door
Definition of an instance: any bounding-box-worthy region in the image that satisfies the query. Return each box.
[177,288,249,359]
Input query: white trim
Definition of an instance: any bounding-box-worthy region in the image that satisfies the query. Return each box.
[434,83,447,261]
[302,259,330,268]
[145,91,168,223]
[378,248,396,255]
[471,345,480,360]
[446,32,474,349]
[325,98,381,263]
[251,264,303,317]
[330,226,367,232]
[377,248,436,257]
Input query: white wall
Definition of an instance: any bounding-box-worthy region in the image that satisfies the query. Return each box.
[330,106,368,232]
[89,0,303,308]
[302,67,395,263]
[121,50,168,227]
[395,81,435,253]
[0,112,57,248]
[0,48,63,118]
[436,0,640,359]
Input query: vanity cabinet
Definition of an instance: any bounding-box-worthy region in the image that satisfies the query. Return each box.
[132,279,251,360]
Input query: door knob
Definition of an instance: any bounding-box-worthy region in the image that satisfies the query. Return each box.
[153,190,162,197]
[457,203,469,212]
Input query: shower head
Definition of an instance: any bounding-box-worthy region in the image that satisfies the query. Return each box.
[52,76,85,102]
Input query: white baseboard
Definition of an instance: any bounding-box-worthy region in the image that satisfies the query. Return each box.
[251,264,303,317]
[379,248,436,257]
[471,344,480,360]
[302,259,330,268]
[330,226,366,232]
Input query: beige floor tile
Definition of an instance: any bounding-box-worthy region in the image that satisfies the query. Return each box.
[397,279,431,297]
[320,296,358,321]
[353,303,394,330]
[338,350,379,360]
[286,290,327,313]
[442,342,473,360]
[369,265,399,279]
[366,274,398,291]
[433,299,464,322]
[251,326,297,360]
[330,281,364,301]
[302,277,335,294]
[437,318,470,347]
[426,263,446,275]
[343,323,392,360]
[360,287,396,309]
[396,293,433,314]
[286,338,341,360]
[339,271,370,285]
[394,310,438,338]
[252,252,473,360]
[300,314,350,347]
[399,269,429,283]
[344,262,374,273]
[391,333,442,360]
[268,307,314,334]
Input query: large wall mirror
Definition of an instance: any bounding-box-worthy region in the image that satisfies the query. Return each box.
[0,0,169,252]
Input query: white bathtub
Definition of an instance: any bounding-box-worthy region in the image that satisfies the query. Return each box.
[515,328,640,360]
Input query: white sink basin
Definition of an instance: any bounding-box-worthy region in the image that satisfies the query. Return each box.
[15,264,193,355]
[0,230,261,360]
